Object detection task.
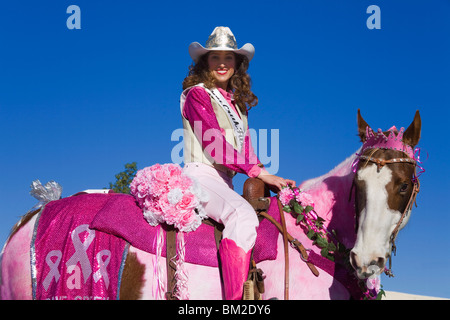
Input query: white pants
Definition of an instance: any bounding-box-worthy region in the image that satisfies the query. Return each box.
[184,162,259,252]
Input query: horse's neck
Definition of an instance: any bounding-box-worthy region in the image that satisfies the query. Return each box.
[300,150,358,191]
[299,150,359,247]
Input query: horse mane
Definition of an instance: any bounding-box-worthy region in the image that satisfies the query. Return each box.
[298,149,361,248]
[4,208,41,245]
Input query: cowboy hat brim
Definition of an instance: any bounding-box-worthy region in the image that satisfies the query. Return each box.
[188,42,255,63]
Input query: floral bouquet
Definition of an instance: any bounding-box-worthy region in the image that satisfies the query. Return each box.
[130,163,209,233]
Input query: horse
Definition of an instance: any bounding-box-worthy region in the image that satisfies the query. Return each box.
[0,110,421,300]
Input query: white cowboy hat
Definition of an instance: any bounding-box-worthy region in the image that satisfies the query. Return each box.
[188,27,255,63]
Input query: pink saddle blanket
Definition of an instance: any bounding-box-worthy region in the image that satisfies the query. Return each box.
[89,192,281,268]
[32,193,129,300]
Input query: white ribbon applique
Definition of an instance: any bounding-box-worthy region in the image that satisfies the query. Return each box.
[93,250,111,289]
[43,250,62,291]
[65,224,95,283]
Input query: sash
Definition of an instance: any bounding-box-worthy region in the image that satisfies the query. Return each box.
[187,84,246,152]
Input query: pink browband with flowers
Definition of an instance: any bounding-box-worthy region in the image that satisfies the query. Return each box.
[352,126,426,178]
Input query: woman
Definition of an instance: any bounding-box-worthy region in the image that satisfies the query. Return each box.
[180,27,296,300]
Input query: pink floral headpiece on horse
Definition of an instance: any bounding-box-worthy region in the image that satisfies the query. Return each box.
[361,126,415,159]
[352,125,425,178]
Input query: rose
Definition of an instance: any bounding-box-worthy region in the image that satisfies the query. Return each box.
[176,209,201,233]
[176,192,199,212]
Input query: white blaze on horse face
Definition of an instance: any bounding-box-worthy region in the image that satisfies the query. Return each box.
[351,165,402,278]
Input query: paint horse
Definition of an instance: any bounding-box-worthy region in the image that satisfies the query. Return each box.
[0,110,421,299]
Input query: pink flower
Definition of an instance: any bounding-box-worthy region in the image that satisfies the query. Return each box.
[152,166,170,186]
[176,209,201,233]
[136,181,150,196]
[367,276,381,291]
[167,174,192,190]
[176,192,199,212]
[156,193,171,212]
[279,187,294,206]
[149,163,162,173]
[163,207,179,225]
[166,163,183,176]
[296,191,314,207]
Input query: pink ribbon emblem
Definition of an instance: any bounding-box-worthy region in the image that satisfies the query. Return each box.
[65,224,95,283]
[93,250,111,289]
[43,250,62,291]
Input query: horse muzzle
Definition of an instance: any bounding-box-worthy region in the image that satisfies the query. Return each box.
[349,250,387,279]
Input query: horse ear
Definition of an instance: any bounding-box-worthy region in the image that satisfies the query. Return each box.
[402,110,421,147]
[357,109,370,142]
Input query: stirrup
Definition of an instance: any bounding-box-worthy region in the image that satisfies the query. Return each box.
[242,259,265,300]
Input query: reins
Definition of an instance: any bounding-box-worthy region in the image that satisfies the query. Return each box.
[258,201,318,300]
[277,198,290,300]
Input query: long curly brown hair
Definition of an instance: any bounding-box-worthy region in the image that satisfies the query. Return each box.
[182,52,258,112]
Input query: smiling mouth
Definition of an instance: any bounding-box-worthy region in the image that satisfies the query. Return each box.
[217,70,228,75]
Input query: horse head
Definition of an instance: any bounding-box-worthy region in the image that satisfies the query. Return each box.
[350,109,421,279]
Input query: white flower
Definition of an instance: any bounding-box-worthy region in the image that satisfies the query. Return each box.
[167,188,183,205]
[196,206,208,220]
[143,209,163,226]
[179,215,202,233]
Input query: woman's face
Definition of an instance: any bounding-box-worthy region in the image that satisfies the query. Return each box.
[207,51,236,90]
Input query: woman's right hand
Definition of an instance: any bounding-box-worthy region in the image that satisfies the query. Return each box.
[257,171,296,193]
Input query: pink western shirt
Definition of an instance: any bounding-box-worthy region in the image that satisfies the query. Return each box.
[182,86,267,178]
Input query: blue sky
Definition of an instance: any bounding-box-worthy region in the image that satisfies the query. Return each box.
[1,0,449,298]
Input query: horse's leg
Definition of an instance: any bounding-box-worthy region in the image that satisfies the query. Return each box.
[0,214,38,300]
[119,251,146,299]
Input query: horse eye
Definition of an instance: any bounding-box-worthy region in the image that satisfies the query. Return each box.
[399,183,409,193]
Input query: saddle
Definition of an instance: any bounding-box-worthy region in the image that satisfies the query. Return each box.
[164,178,319,300]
